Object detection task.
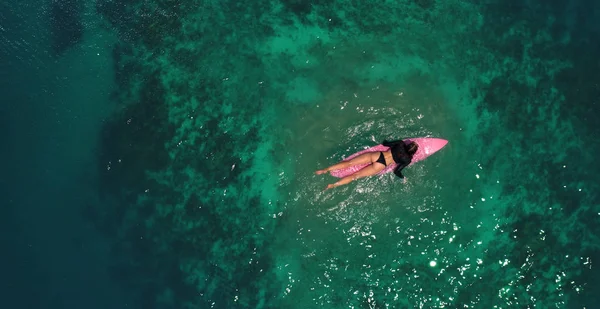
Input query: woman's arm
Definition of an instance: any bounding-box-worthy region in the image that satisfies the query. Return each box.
[393,162,409,179]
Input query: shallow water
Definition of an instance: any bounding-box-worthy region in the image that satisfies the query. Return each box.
[2,0,600,308]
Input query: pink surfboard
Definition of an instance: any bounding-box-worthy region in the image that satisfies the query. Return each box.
[329,138,448,178]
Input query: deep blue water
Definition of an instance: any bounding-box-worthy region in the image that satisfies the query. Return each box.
[2,0,600,308]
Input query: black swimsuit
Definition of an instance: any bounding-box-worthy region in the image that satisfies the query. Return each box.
[381,139,414,178]
[376,152,387,166]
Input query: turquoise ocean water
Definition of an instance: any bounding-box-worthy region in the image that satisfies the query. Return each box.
[2,0,600,308]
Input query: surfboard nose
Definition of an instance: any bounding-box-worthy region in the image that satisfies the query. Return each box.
[411,137,448,163]
[429,138,448,152]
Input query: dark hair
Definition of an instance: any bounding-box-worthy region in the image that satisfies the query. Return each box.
[405,141,418,157]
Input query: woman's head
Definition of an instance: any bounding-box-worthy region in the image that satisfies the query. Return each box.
[405,141,418,156]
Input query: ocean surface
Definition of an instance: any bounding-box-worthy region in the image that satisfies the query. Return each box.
[2,0,599,308]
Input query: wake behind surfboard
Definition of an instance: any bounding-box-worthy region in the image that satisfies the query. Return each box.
[329,138,448,178]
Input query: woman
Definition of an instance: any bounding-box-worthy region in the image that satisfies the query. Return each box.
[315,139,418,190]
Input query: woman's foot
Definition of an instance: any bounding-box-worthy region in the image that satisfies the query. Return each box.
[315,169,328,175]
[323,184,335,191]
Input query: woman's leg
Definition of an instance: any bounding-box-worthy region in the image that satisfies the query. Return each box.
[315,152,378,174]
[324,164,383,190]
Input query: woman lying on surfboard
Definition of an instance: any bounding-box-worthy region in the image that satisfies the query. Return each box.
[315,139,418,190]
